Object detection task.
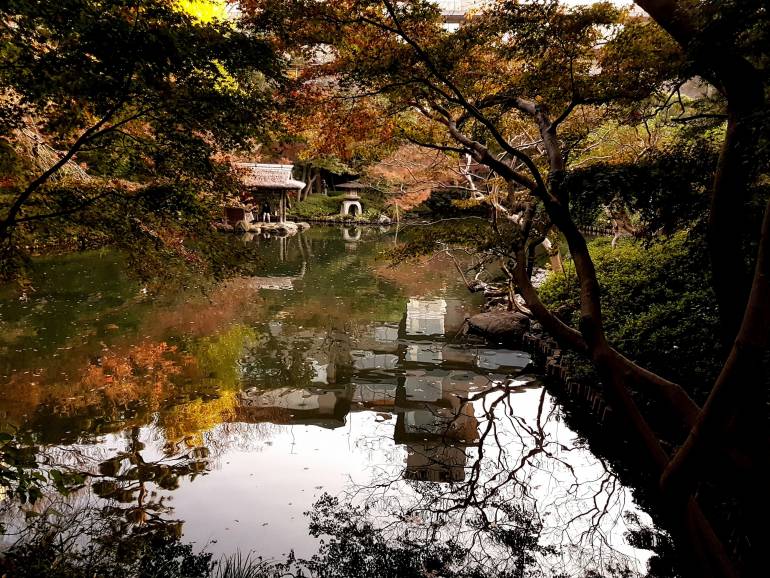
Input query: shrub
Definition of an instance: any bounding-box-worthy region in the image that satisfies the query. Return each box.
[538,233,722,398]
[417,188,489,217]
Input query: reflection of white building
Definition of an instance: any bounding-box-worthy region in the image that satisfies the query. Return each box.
[351,351,400,370]
[404,374,443,402]
[233,386,352,428]
[404,443,467,482]
[404,409,449,434]
[406,298,447,336]
[353,383,398,405]
[400,403,480,483]
[373,325,399,343]
[406,343,443,364]
[239,388,337,412]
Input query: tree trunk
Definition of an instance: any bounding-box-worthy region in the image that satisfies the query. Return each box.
[447,100,740,578]
[300,165,310,201]
[633,0,766,345]
[0,108,119,239]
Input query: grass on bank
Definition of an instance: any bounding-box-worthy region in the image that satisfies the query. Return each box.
[289,191,385,221]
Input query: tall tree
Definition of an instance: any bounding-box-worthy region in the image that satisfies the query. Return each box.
[244,1,769,576]
[0,0,281,279]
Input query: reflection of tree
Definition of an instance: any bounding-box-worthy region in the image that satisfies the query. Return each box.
[6,326,256,447]
[8,340,187,445]
[300,494,473,578]
[258,228,409,326]
[0,502,212,578]
[242,493,552,578]
[240,323,357,390]
[158,391,238,450]
[340,384,649,577]
[91,426,208,534]
[0,425,214,577]
[241,333,317,389]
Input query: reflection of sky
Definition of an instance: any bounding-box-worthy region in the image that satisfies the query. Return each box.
[171,417,396,558]
[4,383,656,574]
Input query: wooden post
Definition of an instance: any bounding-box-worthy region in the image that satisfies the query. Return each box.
[305,170,315,200]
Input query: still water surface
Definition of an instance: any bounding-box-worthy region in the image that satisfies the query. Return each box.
[0,226,654,575]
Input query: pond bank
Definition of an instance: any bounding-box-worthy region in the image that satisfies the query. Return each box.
[465,307,612,424]
[286,215,396,225]
[465,284,750,575]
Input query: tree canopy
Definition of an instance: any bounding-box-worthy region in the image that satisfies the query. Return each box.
[0,0,282,281]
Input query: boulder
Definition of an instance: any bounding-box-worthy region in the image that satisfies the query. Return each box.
[466,311,530,344]
[263,221,299,236]
[234,219,250,232]
[531,267,549,288]
[234,220,261,233]
[297,221,311,231]
[377,214,392,225]
[213,221,234,232]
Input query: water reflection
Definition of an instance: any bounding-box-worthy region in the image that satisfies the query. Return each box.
[0,226,656,576]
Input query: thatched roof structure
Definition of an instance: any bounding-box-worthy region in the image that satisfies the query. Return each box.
[233,163,306,190]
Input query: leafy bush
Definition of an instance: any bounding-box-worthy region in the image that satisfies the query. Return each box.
[361,207,382,221]
[0,526,213,578]
[416,188,489,218]
[564,137,719,233]
[538,233,722,398]
[0,139,29,187]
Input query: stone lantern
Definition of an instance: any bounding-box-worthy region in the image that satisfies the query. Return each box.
[337,181,367,217]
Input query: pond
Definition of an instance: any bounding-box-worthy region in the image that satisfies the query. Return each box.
[0,225,657,576]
